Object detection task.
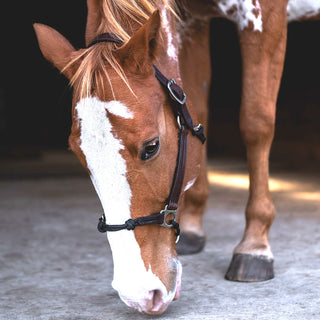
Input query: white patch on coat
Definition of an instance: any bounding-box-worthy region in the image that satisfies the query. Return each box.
[161,9,178,61]
[217,0,263,32]
[75,96,178,312]
[184,177,197,192]
[287,0,320,21]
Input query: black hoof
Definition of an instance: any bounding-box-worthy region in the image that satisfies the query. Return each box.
[225,253,274,282]
[176,232,205,255]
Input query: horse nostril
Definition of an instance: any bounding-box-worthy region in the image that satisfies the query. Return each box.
[149,289,164,312]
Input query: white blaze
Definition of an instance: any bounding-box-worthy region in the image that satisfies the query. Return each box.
[75,96,179,312]
[76,97,133,223]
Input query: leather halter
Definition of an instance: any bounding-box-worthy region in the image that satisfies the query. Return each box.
[87,33,206,242]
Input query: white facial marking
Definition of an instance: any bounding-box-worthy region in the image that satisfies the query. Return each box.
[161,9,178,61]
[76,97,133,225]
[75,96,178,312]
[103,99,134,119]
[287,0,320,21]
[217,0,263,32]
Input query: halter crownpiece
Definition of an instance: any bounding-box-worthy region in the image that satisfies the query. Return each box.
[87,32,123,46]
[89,33,206,242]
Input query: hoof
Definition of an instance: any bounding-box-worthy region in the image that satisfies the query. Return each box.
[225,253,274,282]
[176,232,205,255]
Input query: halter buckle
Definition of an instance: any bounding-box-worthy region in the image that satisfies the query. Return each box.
[167,79,187,105]
[160,205,177,228]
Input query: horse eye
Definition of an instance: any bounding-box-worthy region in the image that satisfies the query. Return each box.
[141,138,160,161]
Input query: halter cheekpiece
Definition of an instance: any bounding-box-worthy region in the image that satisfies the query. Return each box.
[88,33,206,243]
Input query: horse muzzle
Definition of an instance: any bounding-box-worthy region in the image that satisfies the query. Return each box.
[112,258,182,315]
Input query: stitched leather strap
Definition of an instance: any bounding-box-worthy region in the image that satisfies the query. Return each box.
[98,211,166,231]
[166,126,188,210]
[87,33,123,47]
[97,211,180,237]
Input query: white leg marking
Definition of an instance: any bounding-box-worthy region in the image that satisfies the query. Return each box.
[249,247,274,260]
[76,96,178,312]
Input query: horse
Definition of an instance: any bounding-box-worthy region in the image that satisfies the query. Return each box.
[33,0,320,315]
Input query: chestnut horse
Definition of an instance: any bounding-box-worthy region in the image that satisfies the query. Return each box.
[34,0,320,315]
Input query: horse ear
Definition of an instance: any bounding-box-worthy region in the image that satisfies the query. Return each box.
[115,10,161,74]
[33,23,77,80]
[85,0,101,46]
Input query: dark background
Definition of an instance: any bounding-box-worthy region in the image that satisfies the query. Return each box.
[1,1,320,168]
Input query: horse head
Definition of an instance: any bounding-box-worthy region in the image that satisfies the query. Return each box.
[34,2,204,315]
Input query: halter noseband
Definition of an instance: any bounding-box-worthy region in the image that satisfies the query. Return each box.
[88,33,206,242]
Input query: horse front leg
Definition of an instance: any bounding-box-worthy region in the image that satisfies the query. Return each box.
[225,1,288,281]
[176,21,211,254]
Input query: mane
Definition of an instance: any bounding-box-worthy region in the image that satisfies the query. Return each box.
[64,0,177,99]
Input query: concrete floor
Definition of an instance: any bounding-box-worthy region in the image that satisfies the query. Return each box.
[1,152,320,319]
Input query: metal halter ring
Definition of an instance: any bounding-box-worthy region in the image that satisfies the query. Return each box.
[193,124,203,132]
[167,79,187,105]
[160,205,178,228]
